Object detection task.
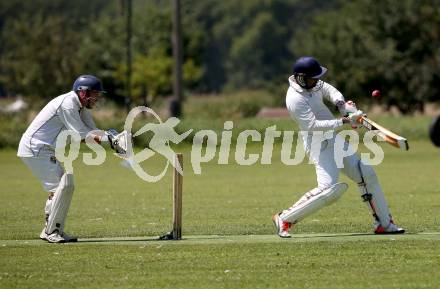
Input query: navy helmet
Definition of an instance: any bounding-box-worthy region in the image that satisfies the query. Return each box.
[293,57,327,79]
[72,75,106,92]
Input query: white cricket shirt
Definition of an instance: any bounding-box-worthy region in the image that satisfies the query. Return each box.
[285,76,345,151]
[17,91,98,157]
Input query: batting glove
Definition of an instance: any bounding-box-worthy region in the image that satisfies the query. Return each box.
[348,110,364,129]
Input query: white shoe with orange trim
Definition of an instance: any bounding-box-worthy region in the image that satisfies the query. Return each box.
[272,213,292,238]
[374,220,405,234]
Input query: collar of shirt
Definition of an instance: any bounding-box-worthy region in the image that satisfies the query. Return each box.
[70,90,83,109]
[288,75,304,93]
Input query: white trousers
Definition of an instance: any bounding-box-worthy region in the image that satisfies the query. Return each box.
[20,156,64,193]
[311,138,364,189]
[282,135,393,227]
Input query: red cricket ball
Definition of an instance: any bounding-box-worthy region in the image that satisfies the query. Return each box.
[372,90,381,98]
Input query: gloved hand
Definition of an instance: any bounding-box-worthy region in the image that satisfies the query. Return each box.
[336,100,357,116]
[336,100,346,115]
[344,100,358,115]
[106,129,118,148]
[347,110,364,129]
[106,129,126,155]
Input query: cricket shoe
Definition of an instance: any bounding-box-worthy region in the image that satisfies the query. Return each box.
[272,213,292,238]
[374,220,405,234]
[40,218,49,241]
[46,230,78,243]
[40,227,48,241]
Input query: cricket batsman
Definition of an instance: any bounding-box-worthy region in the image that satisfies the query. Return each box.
[17,75,123,243]
[272,57,405,238]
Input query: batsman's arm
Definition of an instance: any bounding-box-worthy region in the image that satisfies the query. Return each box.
[289,99,344,131]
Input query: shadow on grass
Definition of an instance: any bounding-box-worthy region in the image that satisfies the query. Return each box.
[294,233,373,239]
[77,235,224,243]
[76,233,379,244]
[78,237,170,243]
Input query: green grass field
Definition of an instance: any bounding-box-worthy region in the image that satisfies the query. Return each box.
[1,140,440,289]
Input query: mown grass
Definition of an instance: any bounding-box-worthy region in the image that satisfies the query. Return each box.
[2,140,439,240]
[2,240,439,289]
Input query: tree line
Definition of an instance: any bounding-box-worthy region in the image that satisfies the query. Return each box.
[0,0,439,113]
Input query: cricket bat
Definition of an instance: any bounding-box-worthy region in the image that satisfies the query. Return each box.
[357,116,409,151]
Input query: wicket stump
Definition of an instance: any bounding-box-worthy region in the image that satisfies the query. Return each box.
[172,153,183,239]
[159,153,183,240]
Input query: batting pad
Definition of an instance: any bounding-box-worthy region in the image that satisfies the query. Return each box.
[281,182,348,224]
[46,173,74,234]
[357,163,392,227]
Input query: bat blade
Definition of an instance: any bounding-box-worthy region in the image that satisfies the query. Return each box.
[357,116,409,151]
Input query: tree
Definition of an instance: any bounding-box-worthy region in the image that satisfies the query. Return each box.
[0,14,84,98]
[0,0,342,100]
[293,0,440,113]
[0,0,118,100]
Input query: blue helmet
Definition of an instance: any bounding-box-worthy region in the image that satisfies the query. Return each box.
[293,57,327,79]
[72,75,106,92]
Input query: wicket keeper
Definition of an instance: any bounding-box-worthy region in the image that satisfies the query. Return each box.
[17,75,120,243]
